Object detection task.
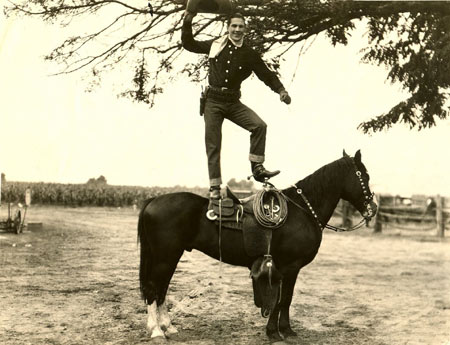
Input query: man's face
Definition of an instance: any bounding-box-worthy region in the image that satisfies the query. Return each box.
[227,17,245,42]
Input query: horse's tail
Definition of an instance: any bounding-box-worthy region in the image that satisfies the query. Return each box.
[137,197,157,304]
[137,197,155,244]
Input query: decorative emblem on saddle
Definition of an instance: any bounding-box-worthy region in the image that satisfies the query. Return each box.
[252,187,288,229]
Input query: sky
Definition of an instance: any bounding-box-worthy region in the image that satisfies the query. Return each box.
[1,9,449,197]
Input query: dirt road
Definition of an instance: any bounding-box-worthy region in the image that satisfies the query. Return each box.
[1,206,449,345]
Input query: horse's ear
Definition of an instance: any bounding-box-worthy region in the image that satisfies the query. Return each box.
[354,150,362,163]
[343,150,350,158]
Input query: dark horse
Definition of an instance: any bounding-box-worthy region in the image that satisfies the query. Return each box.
[137,150,377,342]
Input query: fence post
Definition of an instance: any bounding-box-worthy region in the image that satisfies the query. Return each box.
[436,194,445,238]
[373,196,382,233]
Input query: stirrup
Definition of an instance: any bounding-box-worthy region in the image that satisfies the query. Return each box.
[206,209,217,220]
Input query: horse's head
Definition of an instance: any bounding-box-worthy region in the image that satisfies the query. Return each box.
[341,150,378,223]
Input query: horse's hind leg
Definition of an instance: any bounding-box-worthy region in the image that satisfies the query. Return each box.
[146,300,177,338]
[146,301,165,338]
[158,301,178,335]
[146,249,184,338]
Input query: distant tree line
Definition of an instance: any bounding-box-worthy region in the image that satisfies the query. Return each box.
[227,178,255,191]
[86,175,108,186]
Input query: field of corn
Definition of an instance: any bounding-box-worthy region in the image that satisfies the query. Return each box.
[1,181,208,207]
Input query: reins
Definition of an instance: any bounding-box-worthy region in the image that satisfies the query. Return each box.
[293,186,369,232]
[263,157,374,232]
[279,185,367,232]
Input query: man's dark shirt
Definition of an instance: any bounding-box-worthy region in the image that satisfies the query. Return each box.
[181,19,284,93]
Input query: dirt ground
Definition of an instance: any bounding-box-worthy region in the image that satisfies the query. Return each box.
[0,205,449,345]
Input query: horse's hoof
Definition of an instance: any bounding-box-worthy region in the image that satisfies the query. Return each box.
[149,326,166,339]
[280,327,298,338]
[149,336,167,344]
[164,325,178,336]
[165,332,182,341]
[267,330,284,343]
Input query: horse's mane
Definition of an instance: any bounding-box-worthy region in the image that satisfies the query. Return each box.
[295,156,354,198]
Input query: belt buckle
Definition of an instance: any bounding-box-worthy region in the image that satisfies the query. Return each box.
[220,87,228,91]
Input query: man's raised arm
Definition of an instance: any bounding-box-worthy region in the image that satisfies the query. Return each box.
[181,12,213,54]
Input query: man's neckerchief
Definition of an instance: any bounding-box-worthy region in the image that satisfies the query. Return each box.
[209,34,243,58]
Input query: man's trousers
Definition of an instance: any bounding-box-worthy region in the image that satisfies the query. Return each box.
[204,98,267,187]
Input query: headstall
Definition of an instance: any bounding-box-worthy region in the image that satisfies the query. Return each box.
[286,159,375,232]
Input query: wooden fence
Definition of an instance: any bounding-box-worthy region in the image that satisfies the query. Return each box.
[372,194,449,237]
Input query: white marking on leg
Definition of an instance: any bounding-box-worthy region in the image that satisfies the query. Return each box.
[158,301,178,335]
[147,302,165,338]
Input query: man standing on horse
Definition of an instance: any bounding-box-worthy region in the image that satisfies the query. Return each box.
[182,10,292,201]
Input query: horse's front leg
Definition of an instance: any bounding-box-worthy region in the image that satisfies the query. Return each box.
[266,267,300,340]
[278,270,299,338]
[266,303,282,342]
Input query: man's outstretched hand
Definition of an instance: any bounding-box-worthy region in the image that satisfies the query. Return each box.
[280,90,291,105]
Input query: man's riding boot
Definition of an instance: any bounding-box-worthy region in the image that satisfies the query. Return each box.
[252,163,280,182]
[209,186,221,199]
[208,186,221,209]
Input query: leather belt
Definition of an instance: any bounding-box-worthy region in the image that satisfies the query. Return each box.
[209,85,239,92]
[207,86,241,102]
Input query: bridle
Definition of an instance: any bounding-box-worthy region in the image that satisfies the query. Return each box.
[283,159,375,232]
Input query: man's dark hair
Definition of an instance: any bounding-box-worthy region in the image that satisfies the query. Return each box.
[227,12,246,27]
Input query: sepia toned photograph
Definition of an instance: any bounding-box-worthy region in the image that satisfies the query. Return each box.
[1,1,449,344]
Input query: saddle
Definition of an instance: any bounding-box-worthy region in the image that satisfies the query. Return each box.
[207,186,286,316]
[207,193,246,230]
[207,186,286,257]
